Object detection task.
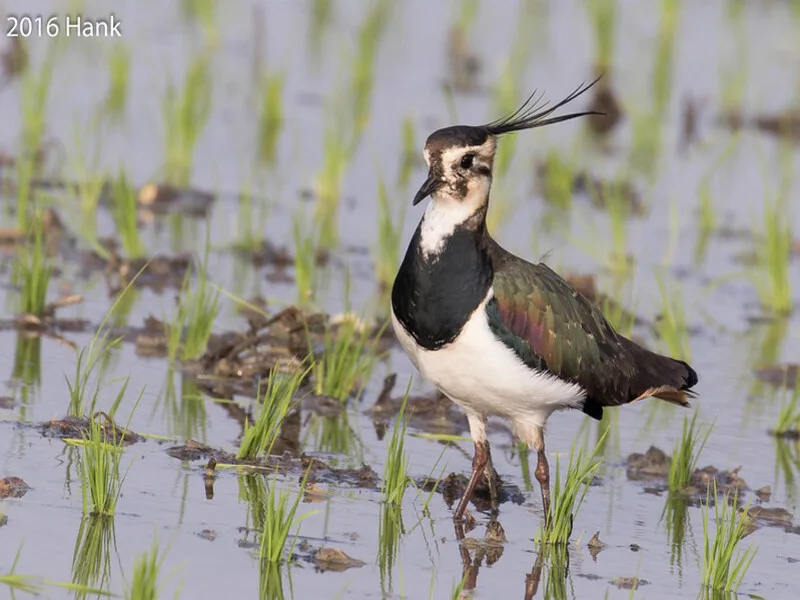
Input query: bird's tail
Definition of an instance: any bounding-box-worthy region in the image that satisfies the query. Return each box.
[626,341,698,407]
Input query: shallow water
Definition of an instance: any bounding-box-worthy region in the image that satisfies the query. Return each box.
[1,0,800,598]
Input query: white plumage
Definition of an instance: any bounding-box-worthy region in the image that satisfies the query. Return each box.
[391,290,586,449]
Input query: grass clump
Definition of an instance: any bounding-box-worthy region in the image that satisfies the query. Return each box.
[381,393,410,505]
[111,171,146,260]
[125,539,171,600]
[587,0,617,72]
[17,217,51,318]
[750,193,792,316]
[79,412,134,516]
[162,53,212,186]
[701,485,758,593]
[258,470,316,564]
[256,73,284,169]
[668,412,711,492]
[237,369,306,461]
[72,515,116,598]
[311,317,381,403]
[653,277,691,361]
[101,43,130,125]
[292,212,318,306]
[774,381,800,435]
[167,263,220,362]
[375,178,406,292]
[538,437,604,544]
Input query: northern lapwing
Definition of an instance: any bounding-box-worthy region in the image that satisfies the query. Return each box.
[390,79,698,527]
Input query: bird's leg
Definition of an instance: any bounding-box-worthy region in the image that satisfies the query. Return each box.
[454,413,489,523]
[454,440,488,522]
[534,435,551,529]
[483,441,500,514]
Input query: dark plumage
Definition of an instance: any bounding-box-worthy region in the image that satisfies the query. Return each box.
[484,237,697,421]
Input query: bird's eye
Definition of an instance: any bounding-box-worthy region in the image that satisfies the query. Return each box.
[460,153,474,169]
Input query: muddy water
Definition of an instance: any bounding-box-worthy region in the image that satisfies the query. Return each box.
[1,0,800,598]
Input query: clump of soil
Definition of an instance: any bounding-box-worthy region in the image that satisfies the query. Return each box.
[39,411,142,445]
[0,476,28,498]
[311,547,366,572]
[626,446,754,499]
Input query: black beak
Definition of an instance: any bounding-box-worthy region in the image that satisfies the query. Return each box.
[412,172,441,206]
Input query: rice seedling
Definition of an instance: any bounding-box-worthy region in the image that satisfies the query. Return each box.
[162,53,212,186]
[308,0,333,59]
[375,177,407,292]
[258,469,316,564]
[773,379,800,436]
[72,515,116,598]
[311,317,382,403]
[259,561,286,600]
[14,44,58,231]
[111,171,146,259]
[382,392,410,505]
[701,484,758,593]
[80,405,138,517]
[0,545,41,595]
[750,192,792,316]
[70,128,108,255]
[398,117,416,189]
[16,215,51,318]
[101,43,130,125]
[256,73,285,169]
[541,542,570,600]
[180,0,219,46]
[539,150,575,211]
[172,265,220,362]
[377,503,404,594]
[314,117,352,249]
[653,0,680,117]
[598,179,633,274]
[653,277,691,361]
[350,0,392,138]
[668,412,711,492]
[125,539,172,600]
[237,369,306,461]
[537,436,604,543]
[587,0,617,72]
[491,0,537,179]
[233,181,266,253]
[449,574,468,600]
[66,333,126,418]
[293,211,318,305]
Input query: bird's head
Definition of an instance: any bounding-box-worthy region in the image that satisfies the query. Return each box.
[413,78,601,214]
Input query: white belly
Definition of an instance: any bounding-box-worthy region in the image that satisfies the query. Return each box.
[391,292,586,432]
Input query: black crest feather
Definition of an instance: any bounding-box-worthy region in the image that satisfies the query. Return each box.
[483,77,603,136]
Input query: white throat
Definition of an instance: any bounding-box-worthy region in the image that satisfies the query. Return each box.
[418,177,490,259]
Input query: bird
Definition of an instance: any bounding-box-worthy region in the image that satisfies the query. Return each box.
[390,79,698,528]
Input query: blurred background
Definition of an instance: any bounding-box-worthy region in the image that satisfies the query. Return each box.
[0,1,799,599]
